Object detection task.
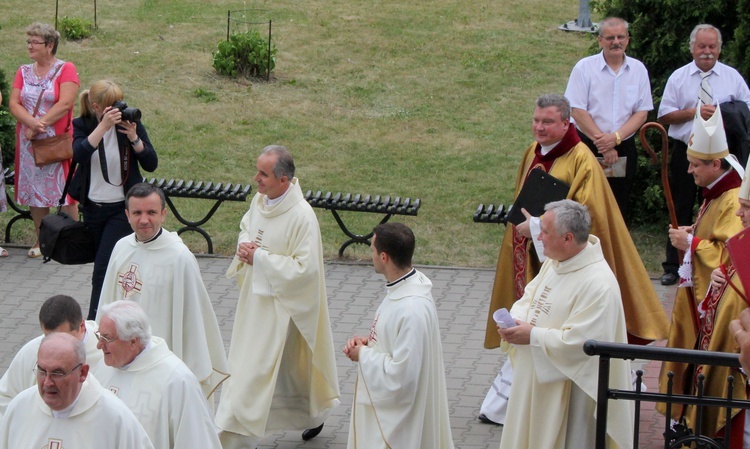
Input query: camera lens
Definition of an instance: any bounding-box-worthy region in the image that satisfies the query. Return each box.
[112,101,142,122]
[122,107,142,122]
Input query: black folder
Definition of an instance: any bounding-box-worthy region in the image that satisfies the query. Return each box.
[506,168,571,225]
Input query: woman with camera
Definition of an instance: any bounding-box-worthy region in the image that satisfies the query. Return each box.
[9,22,79,258]
[71,80,157,319]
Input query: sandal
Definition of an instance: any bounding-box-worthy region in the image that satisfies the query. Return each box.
[0,247,7,258]
[28,246,42,258]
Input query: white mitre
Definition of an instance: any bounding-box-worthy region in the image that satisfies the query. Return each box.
[740,158,750,201]
[687,100,745,177]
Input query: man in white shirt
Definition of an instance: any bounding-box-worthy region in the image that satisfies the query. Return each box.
[0,294,101,419]
[93,301,221,449]
[658,23,750,286]
[0,332,154,449]
[564,16,653,221]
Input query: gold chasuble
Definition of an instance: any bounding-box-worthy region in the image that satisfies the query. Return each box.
[485,125,669,348]
[657,172,744,435]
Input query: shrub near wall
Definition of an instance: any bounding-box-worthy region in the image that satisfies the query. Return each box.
[0,67,14,168]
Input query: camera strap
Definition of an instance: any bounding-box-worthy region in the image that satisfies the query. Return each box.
[97,137,130,187]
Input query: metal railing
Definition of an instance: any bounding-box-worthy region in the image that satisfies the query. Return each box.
[584,340,747,449]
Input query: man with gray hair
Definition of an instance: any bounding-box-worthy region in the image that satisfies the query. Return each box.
[564,16,653,220]
[216,145,340,448]
[93,301,221,449]
[658,23,750,286]
[0,332,154,449]
[496,199,633,449]
[479,94,667,426]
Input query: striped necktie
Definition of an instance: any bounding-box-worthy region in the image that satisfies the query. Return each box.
[699,71,713,105]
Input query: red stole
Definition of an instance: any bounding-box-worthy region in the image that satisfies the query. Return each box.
[511,125,581,299]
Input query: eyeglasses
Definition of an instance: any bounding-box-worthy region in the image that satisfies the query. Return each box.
[33,363,82,380]
[94,331,119,345]
[26,39,46,46]
[601,35,628,42]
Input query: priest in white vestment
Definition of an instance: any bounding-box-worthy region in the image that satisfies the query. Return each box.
[344,222,454,449]
[0,333,154,449]
[93,301,221,449]
[215,146,340,448]
[497,200,633,449]
[0,295,101,420]
[96,183,229,400]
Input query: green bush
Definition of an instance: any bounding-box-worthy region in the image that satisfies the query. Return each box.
[212,29,276,79]
[0,66,15,170]
[58,16,93,41]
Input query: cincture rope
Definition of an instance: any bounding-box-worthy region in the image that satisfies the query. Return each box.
[352,363,393,449]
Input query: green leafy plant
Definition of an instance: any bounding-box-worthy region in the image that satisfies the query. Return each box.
[0,67,15,169]
[193,88,218,103]
[212,29,276,79]
[58,16,93,41]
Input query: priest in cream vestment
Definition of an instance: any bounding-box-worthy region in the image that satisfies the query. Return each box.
[216,146,340,448]
[498,200,633,449]
[93,301,221,449]
[480,94,666,426]
[97,183,229,400]
[0,295,101,420]
[0,333,154,449]
[344,223,454,449]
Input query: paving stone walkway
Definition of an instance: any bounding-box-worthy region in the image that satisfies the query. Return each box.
[0,244,676,448]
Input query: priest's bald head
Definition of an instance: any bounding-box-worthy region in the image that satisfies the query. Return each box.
[36,333,89,411]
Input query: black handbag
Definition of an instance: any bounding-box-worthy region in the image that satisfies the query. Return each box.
[39,161,96,264]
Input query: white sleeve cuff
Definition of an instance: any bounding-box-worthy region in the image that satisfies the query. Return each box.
[529,217,546,263]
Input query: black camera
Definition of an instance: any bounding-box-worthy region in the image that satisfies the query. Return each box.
[111,100,142,123]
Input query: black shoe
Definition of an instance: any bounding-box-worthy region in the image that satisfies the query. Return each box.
[661,272,679,286]
[302,423,324,441]
[478,413,501,426]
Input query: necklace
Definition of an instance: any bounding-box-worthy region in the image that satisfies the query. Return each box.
[33,59,56,79]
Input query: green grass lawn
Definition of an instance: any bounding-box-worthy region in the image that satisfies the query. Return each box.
[0,0,665,273]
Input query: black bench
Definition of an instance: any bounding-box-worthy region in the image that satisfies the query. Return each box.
[473,203,511,224]
[305,190,421,257]
[1,173,254,254]
[4,171,422,258]
[145,178,252,254]
[3,168,34,243]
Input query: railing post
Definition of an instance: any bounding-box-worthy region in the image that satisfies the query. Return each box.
[595,353,611,449]
[267,20,272,81]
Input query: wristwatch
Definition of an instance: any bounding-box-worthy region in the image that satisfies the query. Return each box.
[615,132,622,146]
[130,137,142,146]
